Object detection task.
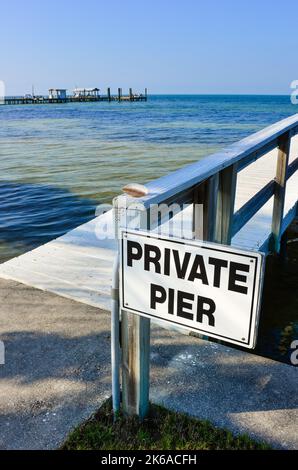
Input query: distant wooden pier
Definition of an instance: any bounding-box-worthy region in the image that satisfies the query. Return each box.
[3,87,148,105]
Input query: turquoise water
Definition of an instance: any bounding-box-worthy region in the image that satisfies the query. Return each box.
[0,95,297,364]
[0,94,296,262]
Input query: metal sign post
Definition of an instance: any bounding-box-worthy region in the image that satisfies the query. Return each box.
[111,185,151,420]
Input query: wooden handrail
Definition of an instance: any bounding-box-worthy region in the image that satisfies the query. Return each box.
[140,114,298,208]
[132,114,298,254]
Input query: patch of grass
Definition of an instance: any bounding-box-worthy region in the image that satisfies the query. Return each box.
[61,399,270,450]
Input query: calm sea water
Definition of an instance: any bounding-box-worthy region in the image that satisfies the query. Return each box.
[0,95,297,363]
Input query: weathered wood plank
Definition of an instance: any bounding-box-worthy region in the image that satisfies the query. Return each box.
[193,175,219,241]
[215,164,238,244]
[271,132,291,252]
[121,311,150,418]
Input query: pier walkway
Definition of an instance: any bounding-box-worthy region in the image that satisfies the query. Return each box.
[0,117,297,309]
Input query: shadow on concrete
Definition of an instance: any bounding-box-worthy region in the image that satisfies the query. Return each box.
[150,328,298,449]
[0,278,112,449]
[0,330,111,384]
[0,327,112,449]
[151,331,297,411]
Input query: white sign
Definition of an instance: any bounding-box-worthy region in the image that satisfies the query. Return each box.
[120,230,265,349]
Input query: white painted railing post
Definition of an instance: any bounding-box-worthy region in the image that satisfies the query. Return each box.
[111,251,120,416]
[271,132,291,253]
[111,195,123,417]
[120,185,151,419]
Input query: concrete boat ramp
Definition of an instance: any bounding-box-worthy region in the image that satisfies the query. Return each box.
[0,278,297,450]
[0,130,297,449]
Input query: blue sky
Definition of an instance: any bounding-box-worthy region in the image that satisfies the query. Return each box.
[1,0,297,95]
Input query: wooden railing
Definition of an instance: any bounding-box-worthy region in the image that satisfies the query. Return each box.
[138,113,298,253]
[118,114,298,418]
